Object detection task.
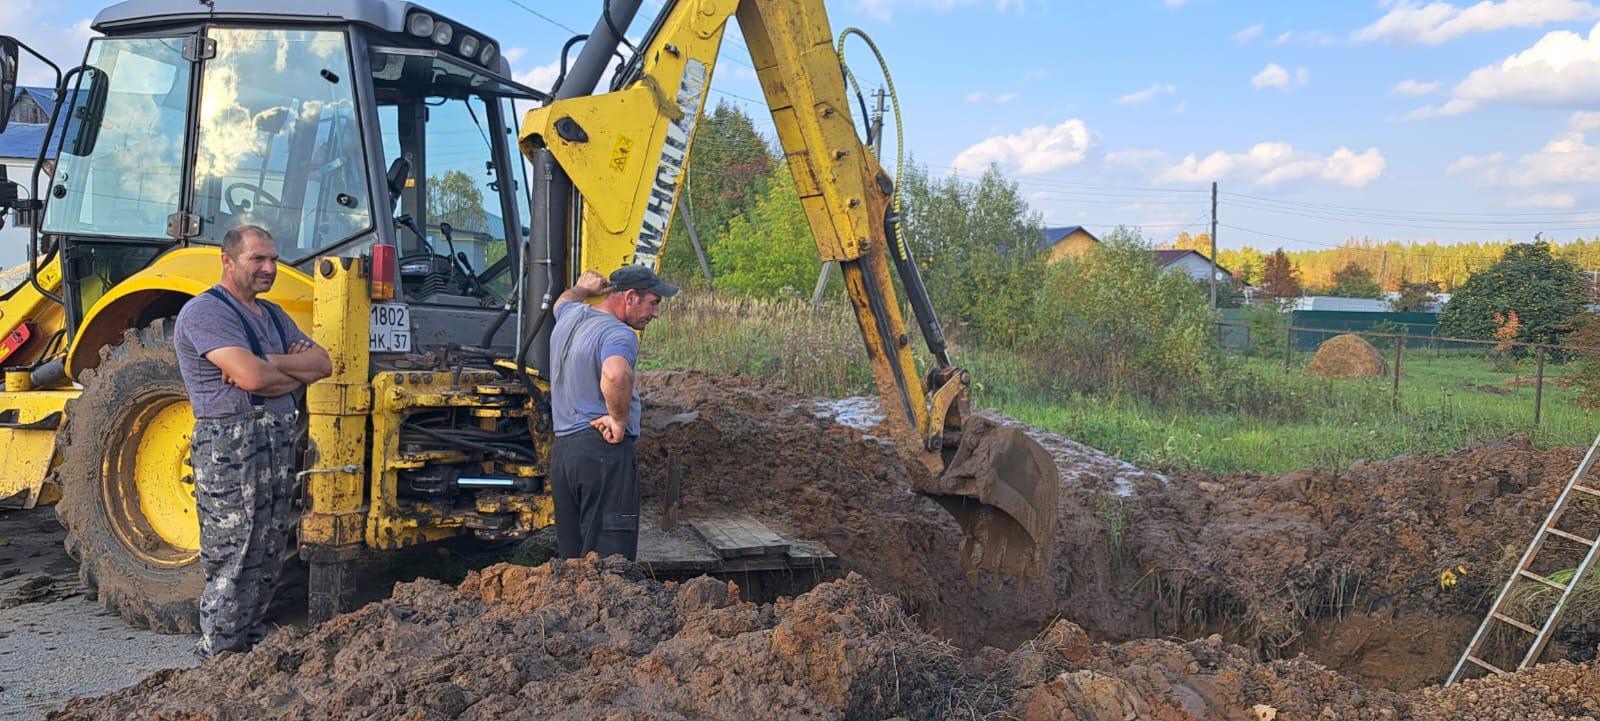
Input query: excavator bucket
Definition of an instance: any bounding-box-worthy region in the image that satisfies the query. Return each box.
[914,415,1059,589]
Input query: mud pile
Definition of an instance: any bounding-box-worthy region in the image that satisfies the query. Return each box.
[633,371,1581,690]
[55,554,1600,721]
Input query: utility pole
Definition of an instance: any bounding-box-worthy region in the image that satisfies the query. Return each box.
[813,87,886,310]
[1209,181,1219,311]
[681,170,714,284]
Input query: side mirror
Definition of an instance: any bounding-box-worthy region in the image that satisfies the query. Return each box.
[386,154,412,212]
[0,38,17,135]
[65,67,108,157]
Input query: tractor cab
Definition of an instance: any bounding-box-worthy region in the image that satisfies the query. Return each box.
[13,0,543,346]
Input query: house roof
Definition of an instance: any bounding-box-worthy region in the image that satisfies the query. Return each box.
[0,122,63,162]
[1039,225,1098,250]
[15,87,59,116]
[1153,248,1232,276]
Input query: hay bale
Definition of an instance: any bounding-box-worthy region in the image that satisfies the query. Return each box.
[1305,333,1389,379]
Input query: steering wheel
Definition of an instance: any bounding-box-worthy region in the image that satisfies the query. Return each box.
[225,182,283,215]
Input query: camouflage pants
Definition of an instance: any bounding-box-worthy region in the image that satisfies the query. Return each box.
[190,410,298,659]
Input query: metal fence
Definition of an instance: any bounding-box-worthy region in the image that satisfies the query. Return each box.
[1217,320,1577,427]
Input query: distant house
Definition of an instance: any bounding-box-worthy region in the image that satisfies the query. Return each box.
[10,87,58,125]
[1039,225,1100,262]
[0,88,66,268]
[1153,249,1232,285]
[1289,296,1392,313]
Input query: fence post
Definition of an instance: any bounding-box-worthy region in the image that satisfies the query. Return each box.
[1392,336,1404,412]
[1535,346,1547,427]
[1283,324,1293,373]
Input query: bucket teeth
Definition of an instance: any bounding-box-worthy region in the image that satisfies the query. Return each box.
[915,416,1059,592]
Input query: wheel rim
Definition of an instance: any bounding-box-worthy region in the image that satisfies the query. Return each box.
[103,391,200,565]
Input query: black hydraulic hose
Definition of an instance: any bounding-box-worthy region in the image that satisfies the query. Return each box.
[602,2,638,55]
[551,34,588,96]
[882,204,950,368]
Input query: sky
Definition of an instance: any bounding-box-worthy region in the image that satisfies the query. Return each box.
[8,0,1600,260]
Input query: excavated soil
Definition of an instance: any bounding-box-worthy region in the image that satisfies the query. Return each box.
[46,370,1600,718]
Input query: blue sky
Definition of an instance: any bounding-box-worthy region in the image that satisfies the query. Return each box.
[11,0,1600,256]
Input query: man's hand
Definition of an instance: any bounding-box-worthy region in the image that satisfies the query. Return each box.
[590,415,625,444]
[288,339,314,354]
[554,270,612,314]
[574,270,611,296]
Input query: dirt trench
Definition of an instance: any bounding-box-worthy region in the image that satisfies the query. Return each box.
[46,370,1600,719]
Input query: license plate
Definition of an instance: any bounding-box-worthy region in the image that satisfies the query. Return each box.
[369,302,411,352]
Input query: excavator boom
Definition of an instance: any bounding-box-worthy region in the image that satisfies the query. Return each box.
[519,0,1058,585]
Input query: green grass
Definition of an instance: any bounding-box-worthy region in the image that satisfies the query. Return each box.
[641,292,1599,475]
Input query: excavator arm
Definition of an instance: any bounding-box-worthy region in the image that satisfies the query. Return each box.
[518,0,1057,586]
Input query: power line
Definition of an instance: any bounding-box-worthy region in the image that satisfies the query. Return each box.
[1223,189,1600,219]
[1222,197,1600,232]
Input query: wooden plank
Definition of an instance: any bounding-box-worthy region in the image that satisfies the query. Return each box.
[690,519,767,558]
[729,515,791,556]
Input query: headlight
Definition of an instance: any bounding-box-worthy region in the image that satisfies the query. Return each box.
[478,43,497,66]
[432,21,454,46]
[459,35,479,58]
[406,13,434,37]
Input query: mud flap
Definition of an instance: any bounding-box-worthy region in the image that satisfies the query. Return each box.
[913,415,1059,589]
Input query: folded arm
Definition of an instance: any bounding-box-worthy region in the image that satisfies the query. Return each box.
[205,346,303,398]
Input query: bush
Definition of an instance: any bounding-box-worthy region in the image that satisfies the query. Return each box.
[1027,227,1222,406]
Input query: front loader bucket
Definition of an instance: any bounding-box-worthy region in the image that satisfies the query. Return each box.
[914,415,1058,589]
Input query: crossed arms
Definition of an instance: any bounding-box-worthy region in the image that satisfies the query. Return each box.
[206,340,333,397]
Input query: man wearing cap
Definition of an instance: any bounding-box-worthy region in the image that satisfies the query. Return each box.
[547,264,678,560]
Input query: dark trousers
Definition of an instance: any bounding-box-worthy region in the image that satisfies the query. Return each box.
[550,430,640,560]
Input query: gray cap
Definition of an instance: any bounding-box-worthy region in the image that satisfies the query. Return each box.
[609,265,679,297]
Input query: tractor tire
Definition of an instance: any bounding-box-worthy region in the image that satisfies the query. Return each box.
[52,319,205,633]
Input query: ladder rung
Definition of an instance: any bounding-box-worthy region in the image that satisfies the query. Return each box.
[1492,612,1541,635]
[1466,654,1509,675]
[1518,569,1570,591]
[1546,527,1597,547]
[1573,484,1600,498]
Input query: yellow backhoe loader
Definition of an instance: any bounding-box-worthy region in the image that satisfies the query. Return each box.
[0,0,1057,631]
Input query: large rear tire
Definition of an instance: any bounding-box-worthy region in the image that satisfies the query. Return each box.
[53,320,205,632]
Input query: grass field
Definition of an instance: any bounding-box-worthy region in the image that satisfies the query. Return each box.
[641,293,1598,475]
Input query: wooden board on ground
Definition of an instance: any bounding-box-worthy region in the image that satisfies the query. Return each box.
[636,514,835,575]
[689,516,791,559]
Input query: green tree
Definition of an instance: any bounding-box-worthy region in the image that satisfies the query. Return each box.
[427,170,486,230]
[1323,261,1384,299]
[898,161,1044,345]
[706,163,818,296]
[1438,239,1588,348]
[665,103,775,288]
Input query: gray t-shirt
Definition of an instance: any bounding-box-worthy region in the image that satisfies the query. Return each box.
[549,302,640,438]
[174,286,312,419]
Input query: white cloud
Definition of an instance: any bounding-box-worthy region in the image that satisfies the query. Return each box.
[1274,31,1295,44]
[995,91,1020,103]
[1116,83,1177,105]
[1417,22,1600,116]
[1448,129,1600,186]
[502,47,527,65]
[952,119,1094,175]
[1392,79,1443,96]
[514,60,561,92]
[1252,63,1309,90]
[1156,143,1387,187]
[1571,110,1600,130]
[1354,0,1599,44]
[1509,191,1579,207]
[1105,148,1170,170]
[1165,0,1190,6]
[1233,23,1265,44]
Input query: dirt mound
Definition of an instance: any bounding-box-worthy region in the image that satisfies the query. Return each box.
[60,554,1600,721]
[635,372,1582,691]
[50,558,1005,721]
[1306,333,1390,378]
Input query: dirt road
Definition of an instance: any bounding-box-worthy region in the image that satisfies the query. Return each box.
[0,507,196,721]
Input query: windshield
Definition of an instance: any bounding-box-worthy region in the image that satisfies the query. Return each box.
[189,28,372,259]
[42,37,191,239]
[373,49,535,299]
